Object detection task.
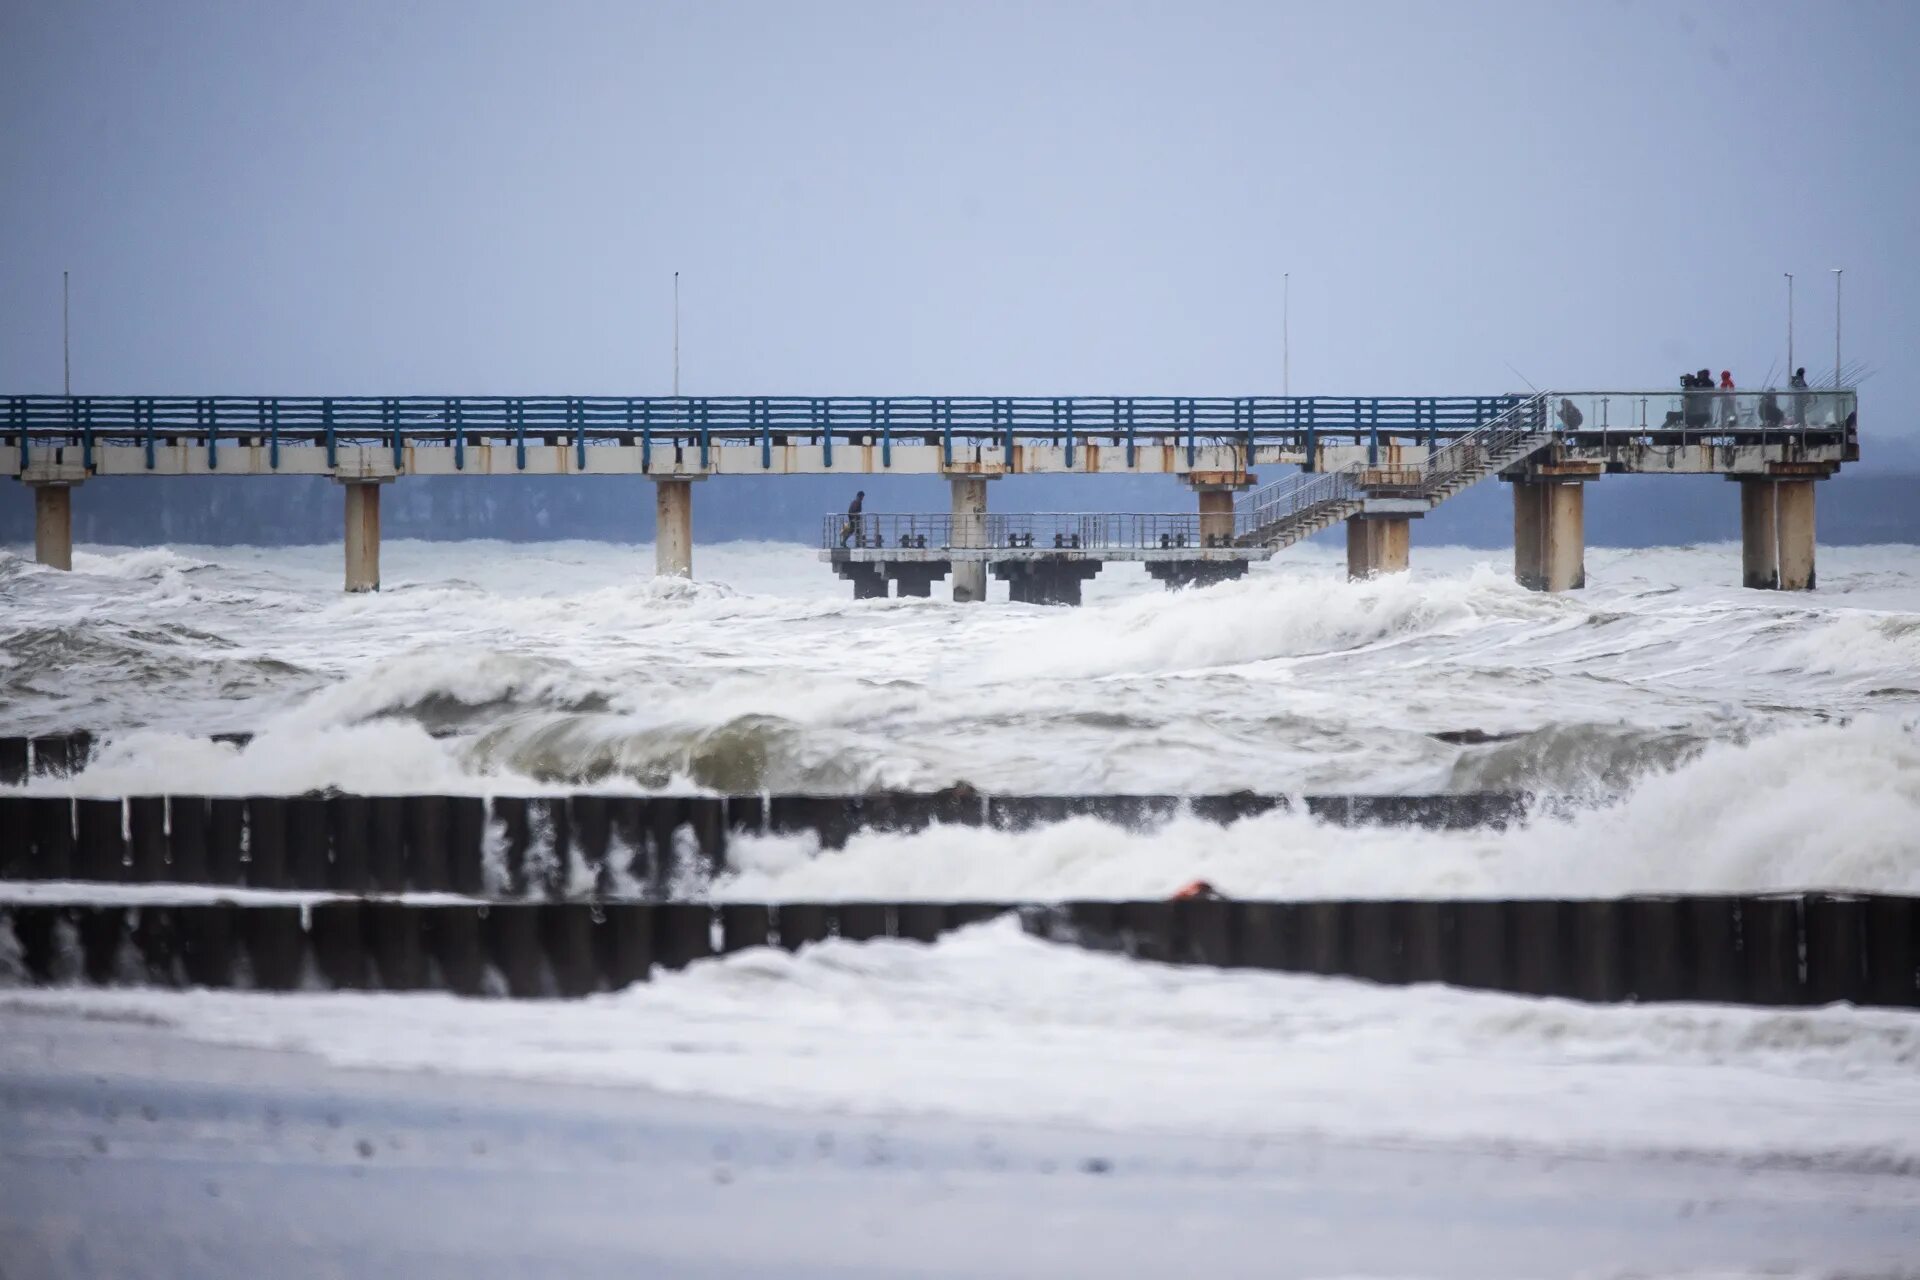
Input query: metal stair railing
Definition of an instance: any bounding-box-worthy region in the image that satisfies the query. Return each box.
[1232,392,1554,548]
[1419,392,1552,497]
[1232,459,1368,546]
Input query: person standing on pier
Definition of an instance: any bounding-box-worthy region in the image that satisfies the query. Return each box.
[1716,370,1736,429]
[839,490,866,547]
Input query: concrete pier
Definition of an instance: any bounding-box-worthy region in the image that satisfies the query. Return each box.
[889,563,945,598]
[342,482,381,593]
[655,479,694,578]
[1739,478,1818,591]
[1145,560,1251,590]
[994,559,1101,606]
[949,476,990,602]
[841,563,887,599]
[1740,479,1779,590]
[31,484,73,571]
[1776,479,1817,590]
[1197,488,1235,546]
[1346,515,1409,580]
[1511,480,1585,592]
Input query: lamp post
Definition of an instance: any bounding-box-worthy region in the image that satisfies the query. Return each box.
[1784,272,1793,380]
[1283,272,1290,397]
[673,271,681,397]
[1830,267,1842,389]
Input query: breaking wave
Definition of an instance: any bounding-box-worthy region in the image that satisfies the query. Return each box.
[714,718,1920,900]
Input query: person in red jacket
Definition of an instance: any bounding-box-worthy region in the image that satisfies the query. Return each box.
[1715,370,1736,428]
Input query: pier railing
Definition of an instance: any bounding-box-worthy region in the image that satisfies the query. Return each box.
[2,394,1525,443]
[825,512,1224,551]
[6,389,1855,475]
[1550,389,1856,445]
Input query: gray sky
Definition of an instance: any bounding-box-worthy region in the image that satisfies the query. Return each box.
[2,0,1914,447]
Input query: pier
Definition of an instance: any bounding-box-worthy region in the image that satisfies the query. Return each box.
[5,388,1857,597]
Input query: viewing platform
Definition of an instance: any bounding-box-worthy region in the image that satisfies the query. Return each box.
[5,388,1858,596]
[823,513,1269,603]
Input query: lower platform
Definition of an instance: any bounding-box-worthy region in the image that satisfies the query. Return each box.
[824,547,1270,603]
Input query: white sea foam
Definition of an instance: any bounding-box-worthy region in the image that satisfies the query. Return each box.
[6,918,1916,1165]
[4,538,1919,844]
[711,718,1920,901]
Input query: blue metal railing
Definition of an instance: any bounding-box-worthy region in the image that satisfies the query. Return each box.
[0,394,1528,445]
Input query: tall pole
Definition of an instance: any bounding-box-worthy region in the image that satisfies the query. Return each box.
[1830,267,1842,389]
[1784,272,1793,379]
[1283,272,1290,397]
[672,271,681,397]
[62,270,70,397]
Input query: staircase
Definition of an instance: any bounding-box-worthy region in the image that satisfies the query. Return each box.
[1235,393,1554,549]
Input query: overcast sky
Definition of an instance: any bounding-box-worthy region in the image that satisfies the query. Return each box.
[2,0,1913,449]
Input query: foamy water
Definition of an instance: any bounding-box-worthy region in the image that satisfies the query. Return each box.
[3,537,1918,894]
[9,918,1918,1165]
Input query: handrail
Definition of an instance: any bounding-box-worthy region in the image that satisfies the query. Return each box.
[824,512,1229,551]
[1233,459,1368,541]
[1233,392,1558,544]
[1420,392,1551,493]
[1,391,1853,444]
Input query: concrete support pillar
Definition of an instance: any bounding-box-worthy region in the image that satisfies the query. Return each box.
[655,479,693,578]
[949,476,989,603]
[343,482,381,593]
[889,564,945,598]
[1739,479,1779,590]
[993,559,1101,606]
[1776,479,1816,591]
[1145,560,1252,591]
[1345,516,1409,581]
[1511,480,1586,592]
[1739,479,1818,591]
[32,484,73,571]
[1197,489,1235,547]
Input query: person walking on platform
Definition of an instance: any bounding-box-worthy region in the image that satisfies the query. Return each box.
[1790,367,1810,426]
[1716,370,1736,429]
[839,490,866,547]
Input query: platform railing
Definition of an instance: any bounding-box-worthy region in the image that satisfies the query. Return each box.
[1549,389,1857,449]
[0,394,1533,441]
[824,512,1216,551]
[8,390,1858,477]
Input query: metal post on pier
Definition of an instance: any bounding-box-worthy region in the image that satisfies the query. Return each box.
[1785,272,1794,378]
[1830,267,1842,389]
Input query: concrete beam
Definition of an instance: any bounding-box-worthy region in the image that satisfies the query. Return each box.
[31,484,73,571]
[1345,516,1409,581]
[1511,480,1585,592]
[3,437,1854,481]
[949,475,991,602]
[342,482,381,592]
[654,479,694,578]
